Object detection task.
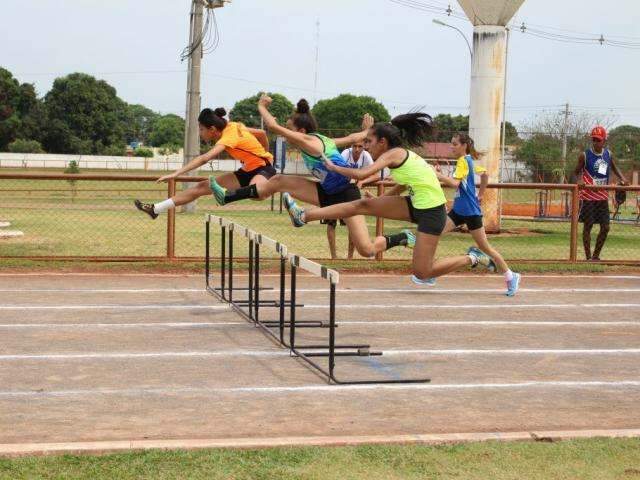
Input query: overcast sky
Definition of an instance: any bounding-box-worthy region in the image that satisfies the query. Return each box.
[3,0,639,129]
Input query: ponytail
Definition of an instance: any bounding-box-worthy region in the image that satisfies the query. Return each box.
[290,98,318,133]
[371,112,433,148]
[453,132,481,160]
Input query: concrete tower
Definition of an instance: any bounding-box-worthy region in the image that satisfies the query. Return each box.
[457,0,525,231]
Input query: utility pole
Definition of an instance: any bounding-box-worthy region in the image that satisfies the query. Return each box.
[560,102,571,181]
[182,0,204,213]
[313,19,320,104]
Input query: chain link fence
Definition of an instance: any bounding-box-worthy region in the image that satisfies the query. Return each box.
[1,171,639,264]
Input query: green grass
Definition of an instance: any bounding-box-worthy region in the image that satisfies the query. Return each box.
[1,172,639,263]
[2,438,640,479]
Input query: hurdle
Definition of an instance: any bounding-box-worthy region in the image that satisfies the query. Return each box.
[205,214,430,385]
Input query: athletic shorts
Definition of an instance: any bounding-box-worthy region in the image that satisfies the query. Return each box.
[320,218,346,227]
[405,197,447,235]
[316,183,361,208]
[448,210,483,231]
[233,164,277,188]
[578,200,610,225]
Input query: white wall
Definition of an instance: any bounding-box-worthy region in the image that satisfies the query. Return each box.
[0,153,311,175]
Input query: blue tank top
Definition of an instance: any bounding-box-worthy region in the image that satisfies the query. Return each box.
[584,148,611,186]
[452,155,483,217]
[300,133,352,195]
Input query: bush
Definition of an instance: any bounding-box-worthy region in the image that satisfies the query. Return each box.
[64,160,80,174]
[8,138,44,153]
[134,147,154,158]
[101,144,126,156]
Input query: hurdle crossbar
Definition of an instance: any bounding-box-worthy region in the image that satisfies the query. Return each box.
[205,214,430,385]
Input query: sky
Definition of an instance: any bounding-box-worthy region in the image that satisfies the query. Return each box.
[2,0,639,130]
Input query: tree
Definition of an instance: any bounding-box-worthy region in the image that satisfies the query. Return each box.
[230,92,294,128]
[432,114,469,142]
[431,114,518,144]
[0,68,43,150]
[8,139,44,153]
[608,125,640,172]
[312,94,390,136]
[125,104,159,145]
[515,110,616,182]
[42,73,128,154]
[149,114,185,147]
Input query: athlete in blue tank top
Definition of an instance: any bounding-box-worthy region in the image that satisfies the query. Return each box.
[451,154,484,217]
[300,133,352,195]
[436,133,521,297]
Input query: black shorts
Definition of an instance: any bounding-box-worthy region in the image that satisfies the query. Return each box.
[579,200,610,225]
[320,219,346,227]
[316,183,361,208]
[405,198,447,235]
[234,164,277,187]
[448,210,483,231]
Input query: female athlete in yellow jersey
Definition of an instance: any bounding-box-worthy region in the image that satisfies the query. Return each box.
[284,113,496,281]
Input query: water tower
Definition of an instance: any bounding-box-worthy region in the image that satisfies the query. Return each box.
[457,0,525,231]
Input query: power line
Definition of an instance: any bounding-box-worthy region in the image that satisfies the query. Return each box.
[389,0,640,49]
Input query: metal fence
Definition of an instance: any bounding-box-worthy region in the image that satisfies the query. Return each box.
[0,172,639,264]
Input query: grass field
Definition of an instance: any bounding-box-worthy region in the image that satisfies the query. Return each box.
[1,438,639,479]
[1,168,638,262]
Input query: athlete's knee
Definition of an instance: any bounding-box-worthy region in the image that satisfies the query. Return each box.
[354,243,375,258]
[600,223,610,234]
[353,198,375,214]
[197,179,210,192]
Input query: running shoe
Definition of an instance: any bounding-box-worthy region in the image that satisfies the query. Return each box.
[282,192,306,227]
[467,246,496,272]
[210,178,227,206]
[411,275,436,286]
[134,199,158,220]
[506,272,521,297]
[402,229,416,249]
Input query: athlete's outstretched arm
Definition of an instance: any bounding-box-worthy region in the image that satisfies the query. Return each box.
[333,114,374,149]
[157,143,225,183]
[257,95,322,156]
[324,148,402,181]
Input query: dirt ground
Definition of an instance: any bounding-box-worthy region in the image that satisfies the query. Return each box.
[1,272,639,450]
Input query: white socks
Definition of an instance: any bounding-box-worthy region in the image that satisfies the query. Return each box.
[467,253,478,267]
[504,269,514,281]
[153,198,175,214]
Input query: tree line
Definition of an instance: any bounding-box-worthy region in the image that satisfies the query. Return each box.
[1,66,638,182]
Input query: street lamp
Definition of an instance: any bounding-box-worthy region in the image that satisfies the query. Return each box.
[432,18,472,60]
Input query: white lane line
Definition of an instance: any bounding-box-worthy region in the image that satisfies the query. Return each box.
[0,303,637,311]
[0,322,244,329]
[1,320,638,329]
[338,320,640,326]
[1,273,640,279]
[2,287,640,294]
[0,351,289,361]
[0,288,203,293]
[305,303,640,309]
[2,349,640,361]
[0,305,229,310]
[2,380,640,397]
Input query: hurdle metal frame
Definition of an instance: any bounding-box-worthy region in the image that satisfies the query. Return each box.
[205,214,430,385]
